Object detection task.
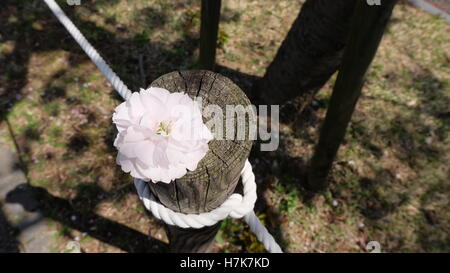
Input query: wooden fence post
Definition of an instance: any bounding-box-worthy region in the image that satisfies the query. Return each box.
[148,70,253,252]
[199,0,222,70]
[306,0,398,192]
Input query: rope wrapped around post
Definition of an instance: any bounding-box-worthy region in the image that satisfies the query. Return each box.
[135,160,282,253]
[44,0,282,253]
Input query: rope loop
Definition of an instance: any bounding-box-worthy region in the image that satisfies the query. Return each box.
[134,159,283,253]
[134,160,256,228]
[44,0,282,253]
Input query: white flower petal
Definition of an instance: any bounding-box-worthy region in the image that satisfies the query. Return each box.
[166,92,187,109]
[124,126,147,143]
[139,111,159,130]
[134,141,155,166]
[116,153,133,173]
[166,144,184,163]
[119,142,136,158]
[113,87,213,183]
[127,92,146,120]
[140,91,167,117]
[147,87,170,103]
[113,103,131,122]
[153,146,170,168]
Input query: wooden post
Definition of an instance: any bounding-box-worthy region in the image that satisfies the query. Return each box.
[306,0,398,192]
[148,70,253,252]
[199,0,221,70]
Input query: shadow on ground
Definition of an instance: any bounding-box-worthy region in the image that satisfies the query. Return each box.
[0,210,20,253]
[5,183,168,252]
[0,0,285,252]
[3,0,447,253]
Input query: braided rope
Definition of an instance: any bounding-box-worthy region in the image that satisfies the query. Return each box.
[44,0,283,253]
[44,0,132,101]
[135,160,282,253]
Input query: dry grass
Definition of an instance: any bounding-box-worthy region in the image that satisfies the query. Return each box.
[0,0,448,252]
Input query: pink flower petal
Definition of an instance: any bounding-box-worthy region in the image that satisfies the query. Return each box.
[140,91,167,118]
[127,92,145,120]
[113,103,131,122]
[153,146,170,168]
[124,126,147,143]
[116,153,133,173]
[148,87,170,103]
[139,111,159,130]
[134,141,155,166]
[112,87,213,183]
[119,142,136,158]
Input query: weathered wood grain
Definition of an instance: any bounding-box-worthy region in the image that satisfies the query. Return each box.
[147,70,253,252]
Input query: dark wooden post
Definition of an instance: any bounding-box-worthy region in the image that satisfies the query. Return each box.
[306,0,398,192]
[199,0,221,70]
[148,70,253,252]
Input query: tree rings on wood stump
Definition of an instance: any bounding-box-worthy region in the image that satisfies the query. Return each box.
[148,70,254,214]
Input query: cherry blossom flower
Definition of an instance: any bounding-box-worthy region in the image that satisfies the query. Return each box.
[113,87,213,183]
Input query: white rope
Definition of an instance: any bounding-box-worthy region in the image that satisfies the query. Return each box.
[44,0,132,101]
[135,160,283,253]
[44,0,282,253]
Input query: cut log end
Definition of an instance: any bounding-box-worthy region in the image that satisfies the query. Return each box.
[146,70,253,253]
[148,70,253,214]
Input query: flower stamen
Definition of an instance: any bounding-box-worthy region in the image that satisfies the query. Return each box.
[155,121,172,136]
